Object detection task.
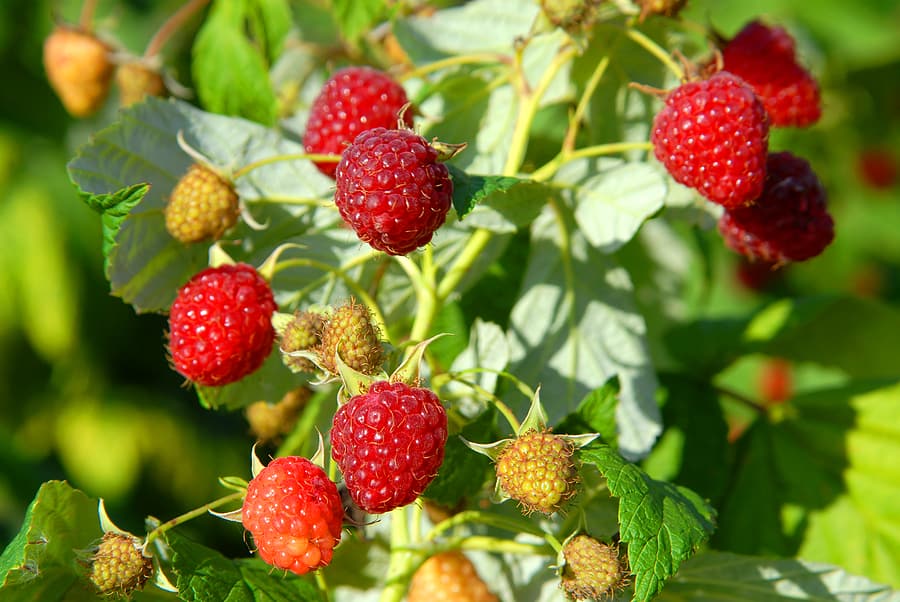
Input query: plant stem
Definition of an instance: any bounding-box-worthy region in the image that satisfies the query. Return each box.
[449,377,520,433]
[435,228,493,301]
[78,0,99,31]
[380,507,414,602]
[145,0,210,58]
[563,55,610,153]
[144,491,244,546]
[396,255,438,345]
[623,27,684,81]
[398,52,509,82]
[233,153,340,180]
[427,510,546,541]
[714,385,766,414]
[530,140,654,183]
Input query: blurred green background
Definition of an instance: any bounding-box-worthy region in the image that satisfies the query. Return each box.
[0,0,898,565]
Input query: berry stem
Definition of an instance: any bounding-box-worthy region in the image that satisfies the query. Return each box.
[448,367,535,400]
[143,491,244,547]
[273,257,390,344]
[401,535,551,556]
[380,507,415,602]
[444,376,520,433]
[622,27,685,81]
[426,510,547,542]
[714,385,767,414]
[78,0,99,31]
[395,255,437,345]
[232,152,341,180]
[315,571,331,602]
[563,55,611,154]
[530,141,655,183]
[398,52,510,82]
[144,0,210,58]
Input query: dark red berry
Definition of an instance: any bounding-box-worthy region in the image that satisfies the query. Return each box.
[168,263,277,386]
[651,71,770,208]
[304,67,413,178]
[721,20,822,127]
[331,381,448,514]
[856,148,898,190]
[334,127,453,256]
[719,152,834,263]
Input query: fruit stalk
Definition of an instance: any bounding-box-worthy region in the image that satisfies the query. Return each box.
[623,26,684,79]
[144,491,243,547]
[144,0,211,58]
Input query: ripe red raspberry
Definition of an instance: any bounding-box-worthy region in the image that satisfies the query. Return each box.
[560,535,628,599]
[721,20,822,127]
[168,263,276,386]
[719,152,834,264]
[304,67,413,178]
[408,551,499,602]
[651,71,770,208]
[331,381,448,514]
[242,456,344,575]
[334,127,453,255]
[495,430,579,515]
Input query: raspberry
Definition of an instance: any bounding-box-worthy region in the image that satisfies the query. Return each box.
[495,430,578,515]
[87,532,153,596]
[331,381,448,514]
[164,163,240,244]
[651,71,770,208]
[245,387,312,443]
[719,152,834,263]
[334,127,453,255]
[408,551,499,602]
[540,0,602,32]
[560,535,628,600]
[856,148,898,190]
[317,299,383,375]
[116,60,167,107]
[758,358,792,405]
[637,0,688,21]
[242,456,344,575]
[721,21,822,127]
[168,263,277,386]
[280,310,325,372]
[43,26,114,117]
[304,67,413,178]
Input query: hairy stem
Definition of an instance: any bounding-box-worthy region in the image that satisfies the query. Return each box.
[144,491,243,546]
[145,0,210,58]
[623,27,685,81]
[232,153,340,180]
[399,52,510,82]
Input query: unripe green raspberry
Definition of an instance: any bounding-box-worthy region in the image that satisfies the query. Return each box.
[280,310,325,372]
[164,163,239,244]
[317,299,384,375]
[245,386,312,443]
[88,532,153,596]
[495,430,578,515]
[540,0,602,32]
[561,535,628,600]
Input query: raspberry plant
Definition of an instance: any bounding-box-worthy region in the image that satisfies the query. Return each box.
[3,0,900,601]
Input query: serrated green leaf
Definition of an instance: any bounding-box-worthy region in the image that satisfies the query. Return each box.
[573,163,666,253]
[168,531,321,601]
[715,379,900,588]
[424,408,498,506]
[506,205,660,459]
[660,551,900,602]
[460,181,554,233]
[194,350,301,411]
[447,165,525,220]
[193,0,278,125]
[556,375,619,445]
[580,444,717,602]
[0,481,102,599]
[331,0,387,45]
[449,319,510,397]
[81,183,149,277]
[248,0,292,63]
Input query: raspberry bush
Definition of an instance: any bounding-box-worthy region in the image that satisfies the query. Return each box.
[3,1,900,601]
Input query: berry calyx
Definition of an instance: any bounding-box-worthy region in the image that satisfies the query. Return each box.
[317,299,384,375]
[408,551,499,602]
[88,532,153,597]
[43,26,115,117]
[331,380,448,514]
[718,152,834,264]
[164,163,240,244]
[495,429,579,515]
[242,456,344,575]
[720,20,822,127]
[651,71,770,208]
[334,127,454,255]
[304,66,414,178]
[560,535,628,600]
[167,263,277,386]
[280,310,325,373]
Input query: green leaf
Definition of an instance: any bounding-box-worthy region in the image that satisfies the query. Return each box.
[0,481,102,599]
[193,0,278,125]
[506,205,660,459]
[580,444,717,602]
[67,97,331,313]
[447,164,526,220]
[663,316,752,377]
[248,0,292,63]
[449,319,511,398]
[194,350,300,411]
[459,181,554,233]
[167,531,321,601]
[555,376,620,446]
[660,551,900,601]
[715,379,900,588]
[331,0,387,45]
[572,162,666,253]
[424,408,498,507]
